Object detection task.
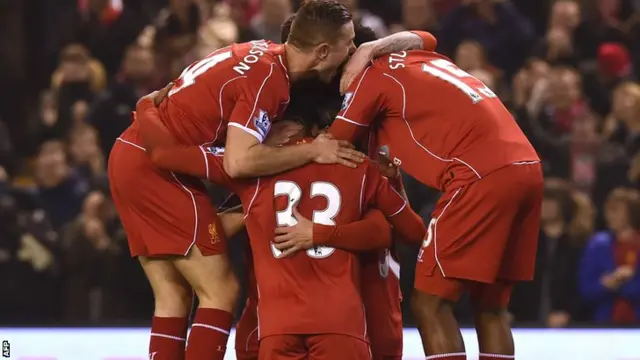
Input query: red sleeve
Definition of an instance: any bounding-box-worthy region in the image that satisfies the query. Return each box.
[328,67,385,142]
[135,98,211,180]
[363,163,425,243]
[227,61,284,143]
[312,209,391,251]
[410,30,438,51]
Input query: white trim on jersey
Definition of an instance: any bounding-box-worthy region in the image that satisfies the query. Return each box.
[229,122,265,143]
[381,72,482,180]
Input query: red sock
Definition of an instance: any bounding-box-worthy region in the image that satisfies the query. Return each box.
[426,353,467,360]
[480,354,514,360]
[185,308,233,360]
[149,316,188,360]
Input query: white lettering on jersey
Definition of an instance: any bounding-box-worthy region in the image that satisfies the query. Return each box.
[233,40,270,75]
[388,51,407,69]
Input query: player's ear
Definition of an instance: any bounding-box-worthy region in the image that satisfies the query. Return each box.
[315,43,331,62]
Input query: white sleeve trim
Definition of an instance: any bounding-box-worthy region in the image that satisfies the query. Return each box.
[335,115,369,127]
[342,67,371,117]
[389,201,407,217]
[229,122,265,143]
[198,146,210,181]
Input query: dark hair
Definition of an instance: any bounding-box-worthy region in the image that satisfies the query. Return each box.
[287,0,352,49]
[281,14,296,43]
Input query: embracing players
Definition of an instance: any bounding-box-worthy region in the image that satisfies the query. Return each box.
[109,1,437,359]
[109,2,364,359]
[312,46,542,359]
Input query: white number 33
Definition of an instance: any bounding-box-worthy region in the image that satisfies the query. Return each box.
[273,181,342,259]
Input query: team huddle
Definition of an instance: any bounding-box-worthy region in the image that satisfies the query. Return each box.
[107,1,542,360]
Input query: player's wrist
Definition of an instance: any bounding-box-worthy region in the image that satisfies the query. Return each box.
[305,141,323,162]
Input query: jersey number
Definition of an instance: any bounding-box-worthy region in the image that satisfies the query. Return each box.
[169,50,233,96]
[273,181,342,259]
[422,59,497,104]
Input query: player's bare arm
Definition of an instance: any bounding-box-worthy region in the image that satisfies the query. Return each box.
[340,30,438,94]
[224,128,365,178]
[273,208,392,258]
[217,206,246,239]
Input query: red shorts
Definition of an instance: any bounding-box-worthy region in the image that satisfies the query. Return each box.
[235,299,259,360]
[259,334,370,360]
[108,134,227,257]
[414,162,542,303]
[360,250,403,359]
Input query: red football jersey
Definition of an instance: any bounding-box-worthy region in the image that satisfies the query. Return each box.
[155,40,290,146]
[205,149,409,340]
[330,50,539,191]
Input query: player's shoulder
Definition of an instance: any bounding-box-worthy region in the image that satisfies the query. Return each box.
[230,40,288,79]
[371,49,450,72]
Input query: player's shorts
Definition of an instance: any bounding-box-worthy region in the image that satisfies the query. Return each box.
[414,161,543,304]
[259,334,370,360]
[360,251,403,360]
[235,299,259,360]
[108,132,227,258]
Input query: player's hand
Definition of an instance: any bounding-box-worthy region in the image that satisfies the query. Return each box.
[340,42,374,95]
[311,133,365,168]
[600,273,624,290]
[376,149,400,179]
[273,208,314,258]
[264,120,304,147]
[614,265,635,281]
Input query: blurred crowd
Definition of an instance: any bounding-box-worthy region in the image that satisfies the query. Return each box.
[1,0,640,327]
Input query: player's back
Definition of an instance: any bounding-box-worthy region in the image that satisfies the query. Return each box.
[156,40,290,146]
[238,161,374,340]
[369,50,539,190]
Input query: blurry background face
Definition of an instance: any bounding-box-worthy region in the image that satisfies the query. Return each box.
[69,127,100,164]
[605,198,630,232]
[612,85,640,127]
[123,46,155,84]
[402,0,434,30]
[455,41,484,71]
[548,69,580,109]
[541,197,562,222]
[550,0,581,31]
[261,0,293,27]
[35,142,68,188]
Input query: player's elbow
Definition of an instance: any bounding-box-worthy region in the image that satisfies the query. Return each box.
[147,148,167,169]
[223,154,251,179]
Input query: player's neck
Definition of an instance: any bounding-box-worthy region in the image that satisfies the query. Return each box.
[283,43,316,83]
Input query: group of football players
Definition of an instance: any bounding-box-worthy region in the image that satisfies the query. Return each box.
[107,1,543,360]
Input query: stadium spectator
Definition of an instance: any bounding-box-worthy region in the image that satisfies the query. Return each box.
[439,0,535,78]
[338,0,388,38]
[33,140,90,230]
[510,179,591,326]
[579,187,640,323]
[61,189,150,323]
[248,0,293,42]
[86,44,156,157]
